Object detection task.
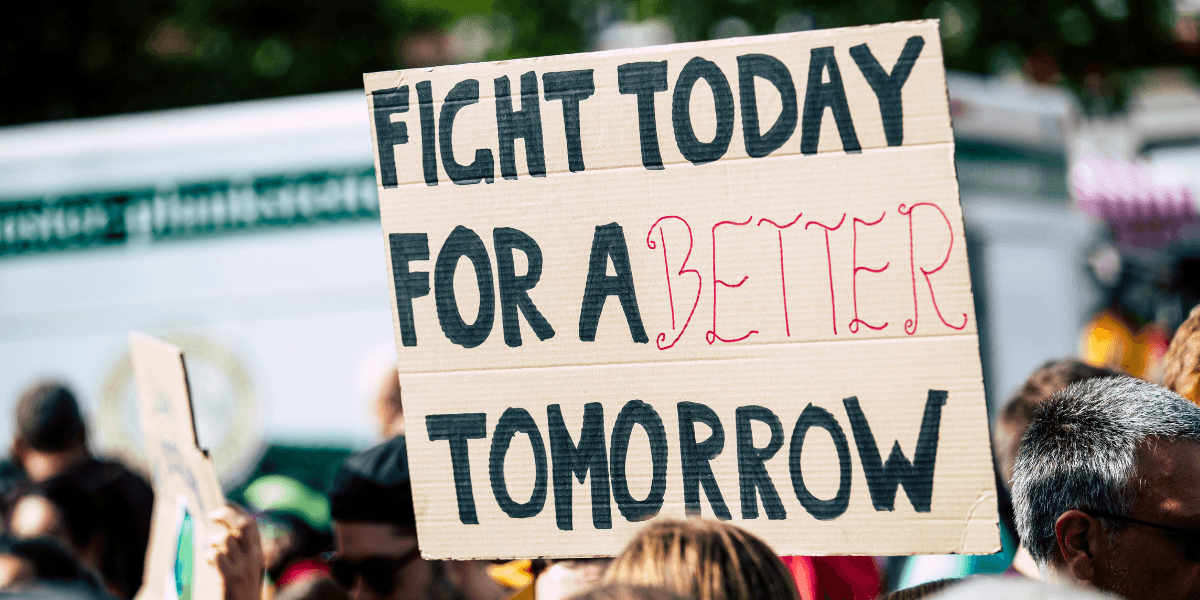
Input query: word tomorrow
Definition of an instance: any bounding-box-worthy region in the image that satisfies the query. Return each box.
[427,390,946,529]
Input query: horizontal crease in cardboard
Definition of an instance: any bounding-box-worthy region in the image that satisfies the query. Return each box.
[396,332,982,377]
[376,141,957,192]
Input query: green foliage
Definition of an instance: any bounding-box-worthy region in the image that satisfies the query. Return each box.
[496,0,582,59]
[1,0,1193,125]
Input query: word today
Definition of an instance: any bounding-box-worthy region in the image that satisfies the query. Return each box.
[371,37,925,186]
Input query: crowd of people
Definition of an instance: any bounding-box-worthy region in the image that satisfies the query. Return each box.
[2,306,1200,600]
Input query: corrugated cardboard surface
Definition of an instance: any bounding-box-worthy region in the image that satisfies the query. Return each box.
[130,333,227,600]
[364,20,999,558]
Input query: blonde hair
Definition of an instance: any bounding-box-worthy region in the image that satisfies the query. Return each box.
[604,519,799,600]
[569,583,691,600]
[1163,304,1200,404]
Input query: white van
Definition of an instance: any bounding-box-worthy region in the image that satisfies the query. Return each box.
[0,75,1103,488]
[0,91,394,484]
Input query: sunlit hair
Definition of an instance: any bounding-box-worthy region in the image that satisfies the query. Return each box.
[568,583,692,600]
[604,519,799,600]
[1011,376,1200,567]
[993,359,1121,487]
[1163,304,1200,404]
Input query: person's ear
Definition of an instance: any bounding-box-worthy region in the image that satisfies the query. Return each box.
[1055,510,1101,582]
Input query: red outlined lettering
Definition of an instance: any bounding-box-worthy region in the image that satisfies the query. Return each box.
[756,213,803,337]
[804,214,847,335]
[707,216,758,345]
[848,211,890,334]
[646,216,702,350]
[898,202,968,334]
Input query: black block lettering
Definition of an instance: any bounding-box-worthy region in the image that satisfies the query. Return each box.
[850,36,925,147]
[495,72,547,180]
[548,403,611,530]
[610,400,667,522]
[617,61,669,170]
[789,404,852,520]
[672,57,735,165]
[543,70,595,172]
[737,54,797,158]
[427,413,487,524]
[435,226,495,348]
[439,79,495,185]
[678,402,732,519]
[489,407,548,518]
[843,390,946,512]
[416,81,438,186]
[736,405,786,520]
[372,86,409,189]
[494,227,555,347]
[579,223,648,343]
[800,47,861,155]
[389,233,430,346]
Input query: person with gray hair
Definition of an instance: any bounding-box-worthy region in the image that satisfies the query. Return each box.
[1011,375,1200,600]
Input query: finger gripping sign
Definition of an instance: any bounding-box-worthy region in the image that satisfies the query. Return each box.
[364,19,999,559]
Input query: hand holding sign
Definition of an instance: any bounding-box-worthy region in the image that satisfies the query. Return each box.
[206,506,265,600]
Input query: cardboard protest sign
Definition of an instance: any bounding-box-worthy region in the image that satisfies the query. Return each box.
[129,332,227,600]
[364,19,999,558]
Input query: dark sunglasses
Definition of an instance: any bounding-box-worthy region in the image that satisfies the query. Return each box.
[1082,509,1200,560]
[324,547,422,595]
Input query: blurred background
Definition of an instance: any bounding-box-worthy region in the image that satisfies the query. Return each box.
[1,0,1199,547]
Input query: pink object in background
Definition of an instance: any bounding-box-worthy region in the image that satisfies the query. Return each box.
[1072,154,1199,247]
[276,558,332,589]
[782,556,882,600]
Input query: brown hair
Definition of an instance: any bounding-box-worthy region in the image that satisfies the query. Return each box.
[993,358,1121,486]
[604,519,799,600]
[569,583,692,600]
[16,381,86,452]
[1163,304,1200,404]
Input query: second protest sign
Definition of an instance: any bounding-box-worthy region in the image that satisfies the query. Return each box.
[364,19,998,558]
